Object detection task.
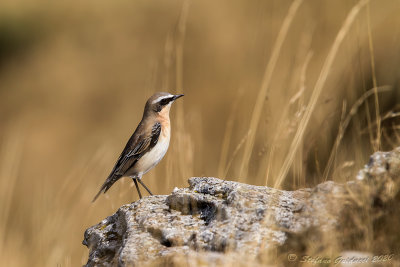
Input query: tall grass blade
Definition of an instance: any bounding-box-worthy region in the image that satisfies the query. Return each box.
[274,0,369,188]
[239,0,303,178]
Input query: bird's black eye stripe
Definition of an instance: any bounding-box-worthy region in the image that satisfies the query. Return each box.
[160,97,173,106]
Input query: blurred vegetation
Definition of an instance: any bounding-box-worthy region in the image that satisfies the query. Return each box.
[0,0,400,266]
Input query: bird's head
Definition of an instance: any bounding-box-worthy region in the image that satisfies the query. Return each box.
[145,92,184,115]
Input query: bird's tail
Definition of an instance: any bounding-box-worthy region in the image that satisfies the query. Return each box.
[92,174,122,202]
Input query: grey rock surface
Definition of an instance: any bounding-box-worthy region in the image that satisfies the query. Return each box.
[83,148,400,266]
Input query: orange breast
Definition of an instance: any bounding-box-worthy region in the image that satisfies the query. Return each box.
[158,107,171,138]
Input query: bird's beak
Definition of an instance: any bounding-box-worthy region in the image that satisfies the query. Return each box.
[173,94,184,100]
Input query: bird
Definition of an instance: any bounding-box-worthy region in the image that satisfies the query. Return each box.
[92,92,184,202]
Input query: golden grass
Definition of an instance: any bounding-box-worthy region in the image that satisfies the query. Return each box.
[274,0,369,188]
[322,86,391,181]
[238,0,303,179]
[0,0,400,266]
[218,88,243,179]
[366,2,381,152]
[0,128,22,265]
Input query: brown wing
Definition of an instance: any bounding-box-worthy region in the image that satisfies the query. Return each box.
[92,122,161,202]
[114,122,161,175]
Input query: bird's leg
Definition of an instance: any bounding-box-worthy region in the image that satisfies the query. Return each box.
[132,178,142,199]
[138,179,153,196]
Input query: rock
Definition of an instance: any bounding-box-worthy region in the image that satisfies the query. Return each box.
[83,148,400,266]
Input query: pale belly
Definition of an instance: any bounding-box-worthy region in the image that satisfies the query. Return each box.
[130,129,170,177]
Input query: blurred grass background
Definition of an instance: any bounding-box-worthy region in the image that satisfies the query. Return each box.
[0,0,400,266]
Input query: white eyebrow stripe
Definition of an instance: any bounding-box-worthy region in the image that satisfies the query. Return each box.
[152,95,174,104]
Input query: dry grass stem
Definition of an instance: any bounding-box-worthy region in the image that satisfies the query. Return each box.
[224,130,251,180]
[0,130,22,259]
[366,2,381,151]
[175,0,193,182]
[239,0,304,178]
[274,0,369,188]
[218,88,243,178]
[323,86,390,180]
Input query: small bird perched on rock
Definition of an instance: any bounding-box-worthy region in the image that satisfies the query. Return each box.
[93,92,184,202]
